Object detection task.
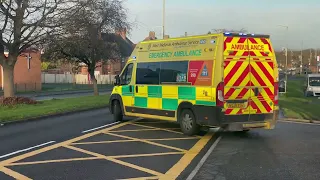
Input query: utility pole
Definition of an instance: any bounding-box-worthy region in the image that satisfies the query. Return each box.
[315,49,320,74]
[162,0,165,39]
[309,48,312,68]
[278,25,289,89]
[300,41,303,74]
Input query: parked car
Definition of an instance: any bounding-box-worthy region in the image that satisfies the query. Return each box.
[279,80,286,92]
[304,74,320,97]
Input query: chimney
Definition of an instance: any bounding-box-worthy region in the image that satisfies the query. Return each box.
[149,31,156,40]
[164,35,170,39]
[115,28,127,40]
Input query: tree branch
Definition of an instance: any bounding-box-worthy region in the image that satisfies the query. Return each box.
[20,0,62,43]
[1,0,13,32]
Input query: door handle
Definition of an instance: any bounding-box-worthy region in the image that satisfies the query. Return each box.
[135,86,138,93]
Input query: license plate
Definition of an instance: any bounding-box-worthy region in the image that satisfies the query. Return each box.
[227,103,245,108]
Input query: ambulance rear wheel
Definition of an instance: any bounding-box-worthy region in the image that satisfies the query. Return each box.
[113,100,123,122]
[179,109,200,136]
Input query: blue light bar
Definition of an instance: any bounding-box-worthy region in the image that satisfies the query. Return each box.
[223,32,269,38]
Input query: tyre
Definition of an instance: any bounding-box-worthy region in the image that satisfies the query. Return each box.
[179,109,200,136]
[305,91,311,97]
[113,100,123,122]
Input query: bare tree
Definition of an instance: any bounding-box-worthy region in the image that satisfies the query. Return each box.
[0,0,83,97]
[44,0,131,96]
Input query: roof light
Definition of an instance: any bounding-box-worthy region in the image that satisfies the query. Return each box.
[239,33,243,35]
[132,56,136,59]
[224,32,230,35]
[251,34,255,36]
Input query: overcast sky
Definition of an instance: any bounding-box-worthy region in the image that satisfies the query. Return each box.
[124,0,320,51]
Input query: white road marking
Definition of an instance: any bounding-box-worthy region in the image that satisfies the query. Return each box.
[0,141,56,159]
[279,120,320,126]
[186,136,222,180]
[82,121,120,133]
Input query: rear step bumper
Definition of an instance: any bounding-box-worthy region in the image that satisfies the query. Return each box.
[194,105,279,129]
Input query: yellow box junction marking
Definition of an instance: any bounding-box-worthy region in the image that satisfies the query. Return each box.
[0,118,214,180]
[71,137,200,145]
[8,157,101,166]
[0,121,133,179]
[64,145,163,176]
[160,132,214,180]
[105,132,187,152]
[0,166,32,180]
[109,127,181,133]
[117,176,160,180]
[130,123,202,138]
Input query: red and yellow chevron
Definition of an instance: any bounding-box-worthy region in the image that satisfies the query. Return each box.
[223,36,275,115]
[224,36,274,58]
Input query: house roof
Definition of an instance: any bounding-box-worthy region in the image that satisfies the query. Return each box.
[101,33,134,57]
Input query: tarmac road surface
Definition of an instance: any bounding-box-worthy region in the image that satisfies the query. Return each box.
[0,109,319,180]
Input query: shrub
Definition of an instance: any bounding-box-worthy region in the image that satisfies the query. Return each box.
[0,96,38,106]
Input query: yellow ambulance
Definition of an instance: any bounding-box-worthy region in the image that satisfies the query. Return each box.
[109,32,279,135]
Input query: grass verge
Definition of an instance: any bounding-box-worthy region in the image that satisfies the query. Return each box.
[279,77,320,120]
[0,95,110,123]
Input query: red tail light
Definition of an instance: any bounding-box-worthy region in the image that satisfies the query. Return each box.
[274,82,279,105]
[216,82,224,107]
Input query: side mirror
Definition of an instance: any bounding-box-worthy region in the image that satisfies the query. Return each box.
[114,75,120,86]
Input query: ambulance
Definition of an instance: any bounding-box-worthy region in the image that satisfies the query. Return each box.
[109,32,279,136]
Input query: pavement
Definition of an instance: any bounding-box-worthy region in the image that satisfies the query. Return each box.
[1,87,114,101]
[30,91,111,101]
[20,89,112,101]
[0,109,319,180]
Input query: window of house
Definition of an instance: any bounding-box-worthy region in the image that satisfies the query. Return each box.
[120,63,133,85]
[136,62,160,85]
[160,61,188,84]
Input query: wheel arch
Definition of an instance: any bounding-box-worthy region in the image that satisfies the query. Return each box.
[177,101,194,122]
[109,94,125,114]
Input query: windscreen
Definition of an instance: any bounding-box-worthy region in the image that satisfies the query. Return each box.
[309,77,320,86]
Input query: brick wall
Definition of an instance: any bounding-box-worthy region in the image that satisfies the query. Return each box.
[14,52,42,91]
[1,51,42,92]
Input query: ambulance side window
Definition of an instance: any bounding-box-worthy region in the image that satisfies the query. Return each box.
[136,62,160,85]
[120,63,133,85]
[160,61,188,83]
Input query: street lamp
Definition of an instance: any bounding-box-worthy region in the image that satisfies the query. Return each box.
[162,0,166,39]
[278,25,289,93]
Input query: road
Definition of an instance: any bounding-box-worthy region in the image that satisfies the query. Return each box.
[0,110,319,180]
[192,121,320,180]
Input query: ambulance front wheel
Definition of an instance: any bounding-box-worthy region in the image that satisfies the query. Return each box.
[179,109,200,136]
[112,100,123,122]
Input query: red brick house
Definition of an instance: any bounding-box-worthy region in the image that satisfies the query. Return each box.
[0,49,42,92]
